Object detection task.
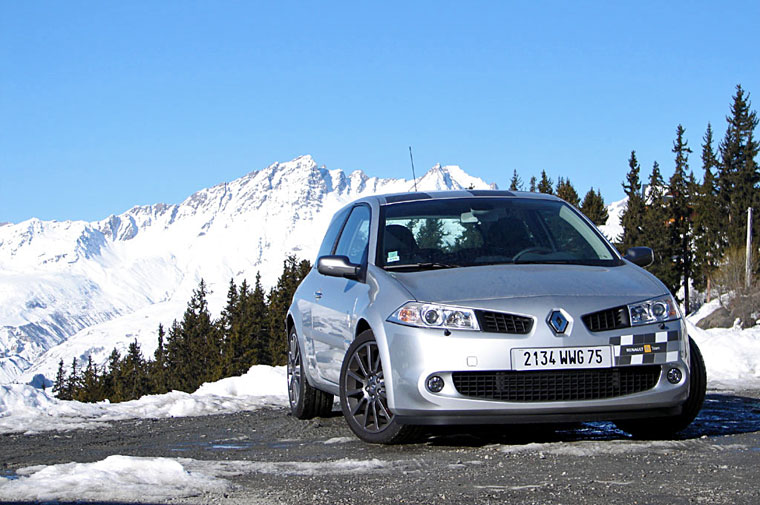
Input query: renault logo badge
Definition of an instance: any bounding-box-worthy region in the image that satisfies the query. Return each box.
[548,310,569,334]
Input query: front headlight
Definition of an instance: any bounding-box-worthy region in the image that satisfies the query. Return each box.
[628,294,680,326]
[387,302,480,331]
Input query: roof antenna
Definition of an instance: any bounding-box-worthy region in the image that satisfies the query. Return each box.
[408,146,418,192]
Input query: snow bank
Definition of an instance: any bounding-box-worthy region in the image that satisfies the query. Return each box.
[687,298,723,326]
[0,455,228,503]
[687,320,760,389]
[0,455,390,502]
[0,365,288,434]
[195,365,285,397]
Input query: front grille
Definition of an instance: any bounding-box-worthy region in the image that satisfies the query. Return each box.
[452,366,660,402]
[582,306,630,332]
[475,310,533,334]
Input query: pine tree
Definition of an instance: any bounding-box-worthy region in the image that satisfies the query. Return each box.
[529,176,537,192]
[718,85,759,249]
[102,348,121,400]
[642,161,678,293]
[150,323,169,394]
[537,171,553,194]
[416,219,448,249]
[267,257,311,366]
[555,177,580,207]
[220,278,239,337]
[669,125,694,312]
[618,150,646,251]
[65,358,81,401]
[52,359,68,400]
[509,170,523,191]
[166,280,221,391]
[453,224,484,250]
[77,356,103,403]
[218,278,243,378]
[247,272,271,367]
[580,188,609,226]
[164,320,185,391]
[404,218,419,236]
[693,123,725,295]
[118,339,150,401]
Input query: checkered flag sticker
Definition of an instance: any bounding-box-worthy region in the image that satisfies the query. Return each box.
[609,330,681,366]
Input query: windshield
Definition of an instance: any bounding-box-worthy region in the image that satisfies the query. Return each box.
[378,197,620,270]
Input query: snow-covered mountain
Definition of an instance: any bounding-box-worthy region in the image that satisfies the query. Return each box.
[0,156,496,384]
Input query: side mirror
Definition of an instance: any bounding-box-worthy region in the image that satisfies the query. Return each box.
[317,255,360,280]
[624,247,654,267]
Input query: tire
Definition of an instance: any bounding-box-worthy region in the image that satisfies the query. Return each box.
[287,328,334,419]
[615,337,707,439]
[340,330,421,444]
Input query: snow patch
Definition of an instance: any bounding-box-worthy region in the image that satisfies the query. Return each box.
[324,436,355,445]
[0,455,228,503]
[0,455,391,503]
[0,365,288,434]
[500,439,688,457]
[191,457,390,477]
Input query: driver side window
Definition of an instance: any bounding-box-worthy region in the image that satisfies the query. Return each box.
[334,205,371,265]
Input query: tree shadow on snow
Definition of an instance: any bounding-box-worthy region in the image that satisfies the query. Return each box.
[424,393,760,447]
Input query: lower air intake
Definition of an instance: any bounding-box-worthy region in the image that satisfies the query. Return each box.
[451,366,661,402]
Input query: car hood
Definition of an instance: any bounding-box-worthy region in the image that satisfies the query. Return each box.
[389,263,666,306]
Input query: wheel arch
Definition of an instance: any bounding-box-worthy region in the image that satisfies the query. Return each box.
[356,318,372,338]
[286,313,296,335]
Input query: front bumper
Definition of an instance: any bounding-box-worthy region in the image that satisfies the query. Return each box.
[380,318,690,424]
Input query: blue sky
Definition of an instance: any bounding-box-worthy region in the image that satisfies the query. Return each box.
[1,1,758,223]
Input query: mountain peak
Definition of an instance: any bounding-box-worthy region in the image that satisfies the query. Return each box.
[271,154,318,172]
[415,162,496,191]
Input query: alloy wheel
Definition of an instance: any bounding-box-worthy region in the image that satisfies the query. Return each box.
[287,331,301,408]
[343,341,394,433]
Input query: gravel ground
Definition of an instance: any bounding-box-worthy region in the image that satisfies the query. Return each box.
[2,391,760,504]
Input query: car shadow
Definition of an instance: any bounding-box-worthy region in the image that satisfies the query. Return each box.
[424,393,760,447]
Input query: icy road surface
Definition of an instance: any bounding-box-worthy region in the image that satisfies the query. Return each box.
[2,391,760,505]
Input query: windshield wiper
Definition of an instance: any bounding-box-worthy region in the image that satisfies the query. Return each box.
[384,262,461,271]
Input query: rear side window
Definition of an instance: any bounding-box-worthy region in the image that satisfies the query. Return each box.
[316,207,351,262]
[334,205,371,265]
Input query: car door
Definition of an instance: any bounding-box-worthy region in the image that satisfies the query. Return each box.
[311,204,371,384]
[298,206,352,377]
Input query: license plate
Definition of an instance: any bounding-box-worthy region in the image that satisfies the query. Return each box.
[511,346,612,371]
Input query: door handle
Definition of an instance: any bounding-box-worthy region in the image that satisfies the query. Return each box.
[314,290,323,300]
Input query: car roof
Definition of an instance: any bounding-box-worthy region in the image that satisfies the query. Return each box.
[351,189,564,206]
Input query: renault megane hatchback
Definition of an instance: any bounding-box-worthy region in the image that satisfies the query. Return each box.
[286,191,706,444]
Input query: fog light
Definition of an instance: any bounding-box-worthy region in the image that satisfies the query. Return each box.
[667,367,683,384]
[426,375,444,393]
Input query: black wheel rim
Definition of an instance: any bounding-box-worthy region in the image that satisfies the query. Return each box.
[287,332,301,408]
[343,341,394,433]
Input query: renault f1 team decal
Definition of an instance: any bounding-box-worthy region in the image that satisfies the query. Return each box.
[609,330,680,366]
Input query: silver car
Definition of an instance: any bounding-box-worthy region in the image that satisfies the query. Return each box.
[286,191,706,444]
